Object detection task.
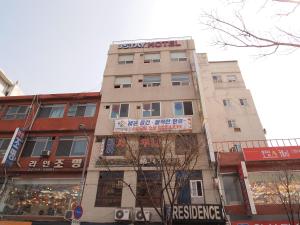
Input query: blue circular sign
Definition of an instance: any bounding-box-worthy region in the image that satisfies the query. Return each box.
[74,205,83,219]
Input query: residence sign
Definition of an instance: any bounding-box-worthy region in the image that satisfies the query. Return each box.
[118,40,181,49]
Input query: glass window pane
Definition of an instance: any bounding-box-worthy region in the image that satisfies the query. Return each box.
[115,77,132,85]
[7,106,18,114]
[174,102,183,116]
[172,74,189,82]
[21,140,35,157]
[38,107,51,118]
[75,106,85,117]
[84,104,96,117]
[71,139,87,156]
[50,106,65,118]
[119,54,133,61]
[111,105,120,118]
[18,106,29,113]
[152,103,160,116]
[143,75,161,83]
[67,105,77,117]
[120,104,129,117]
[144,53,160,60]
[31,141,47,156]
[183,102,193,115]
[56,139,73,156]
[222,174,243,204]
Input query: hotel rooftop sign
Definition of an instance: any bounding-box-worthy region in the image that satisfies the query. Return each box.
[118,40,181,49]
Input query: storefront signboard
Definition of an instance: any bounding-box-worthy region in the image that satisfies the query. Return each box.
[243,146,300,161]
[118,40,181,49]
[27,158,83,171]
[231,221,299,225]
[172,204,224,222]
[1,128,25,167]
[114,118,192,133]
[0,222,31,225]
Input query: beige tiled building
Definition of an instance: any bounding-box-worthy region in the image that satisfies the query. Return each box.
[0,69,23,96]
[81,37,265,224]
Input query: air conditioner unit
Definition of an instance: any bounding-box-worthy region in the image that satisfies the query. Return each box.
[64,210,74,220]
[135,210,151,222]
[114,208,131,221]
[40,150,51,157]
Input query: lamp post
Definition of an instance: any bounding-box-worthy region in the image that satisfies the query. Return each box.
[77,123,90,205]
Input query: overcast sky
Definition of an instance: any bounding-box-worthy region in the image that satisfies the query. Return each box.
[0,0,299,139]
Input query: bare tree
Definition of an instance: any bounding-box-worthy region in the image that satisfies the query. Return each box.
[97,132,207,225]
[201,0,300,56]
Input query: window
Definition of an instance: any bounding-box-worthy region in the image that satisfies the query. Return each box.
[114,76,132,88]
[222,174,243,205]
[139,136,160,155]
[223,99,231,107]
[144,53,160,63]
[3,105,29,120]
[175,134,198,155]
[136,171,162,207]
[174,101,193,116]
[103,137,126,156]
[143,75,161,87]
[171,51,187,61]
[118,54,134,64]
[95,171,124,207]
[227,75,237,82]
[239,98,248,106]
[38,104,65,118]
[56,136,88,157]
[111,104,129,118]
[143,102,160,117]
[212,75,222,83]
[0,138,10,155]
[21,137,53,157]
[190,180,203,197]
[172,74,190,86]
[67,103,96,117]
[227,119,236,128]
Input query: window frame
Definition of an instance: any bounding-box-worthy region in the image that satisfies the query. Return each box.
[142,102,161,117]
[144,53,160,63]
[143,75,161,87]
[170,51,187,62]
[3,105,30,120]
[223,99,231,107]
[227,75,237,83]
[37,104,65,119]
[114,76,132,88]
[0,138,11,155]
[21,136,53,157]
[103,136,127,156]
[171,74,190,86]
[173,101,193,116]
[239,98,248,106]
[110,103,129,119]
[221,173,244,205]
[67,103,96,117]
[190,180,203,198]
[212,75,222,83]
[118,54,134,64]
[227,119,237,128]
[55,136,88,157]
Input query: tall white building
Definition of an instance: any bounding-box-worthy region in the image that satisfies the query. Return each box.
[0,69,23,96]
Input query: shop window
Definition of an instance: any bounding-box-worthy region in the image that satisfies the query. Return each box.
[227,75,237,82]
[95,171,124,207]
[143,102,160,117]
[223,99,231,107]
[136,171,162,207]
[3,105,29,120]
[1,178,80,216]
[118,54,134,64]
[56,136,88,157]
[143,75,161,87]
[172,74,190,86]
[175,134,198,155]
[37,104,65,118]
[144,53,160,63]
[170,51,187,62]
[227,119,236,128]
[21,137,53,157]
[0,138,10,156]
[176,170,203,204]
[239,98,248,106]
[139,136,160,155]
[222,174,243,205]
[103,137,127,156]
[111,103,129,118]
[174,101,193,116]
[212,75,222,83]
[114,76,132,88]
[67,103,96,117]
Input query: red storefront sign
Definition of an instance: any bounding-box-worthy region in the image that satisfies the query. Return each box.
[232,221,298,225]
[243,146,300,161]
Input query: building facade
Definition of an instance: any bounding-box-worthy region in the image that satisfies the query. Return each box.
[81,38,223,224]
[0,69,23,96]
[0,92,100,223]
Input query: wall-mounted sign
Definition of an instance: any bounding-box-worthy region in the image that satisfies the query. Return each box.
[231,221,296,225]
[114,118,192,133]
[27,158,83,171]
[1,128,25,167]
[172,204,224,222]
[243,146,300,161]
[118,40,181,49]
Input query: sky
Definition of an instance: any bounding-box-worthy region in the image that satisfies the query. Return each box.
[0,0,299,139]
